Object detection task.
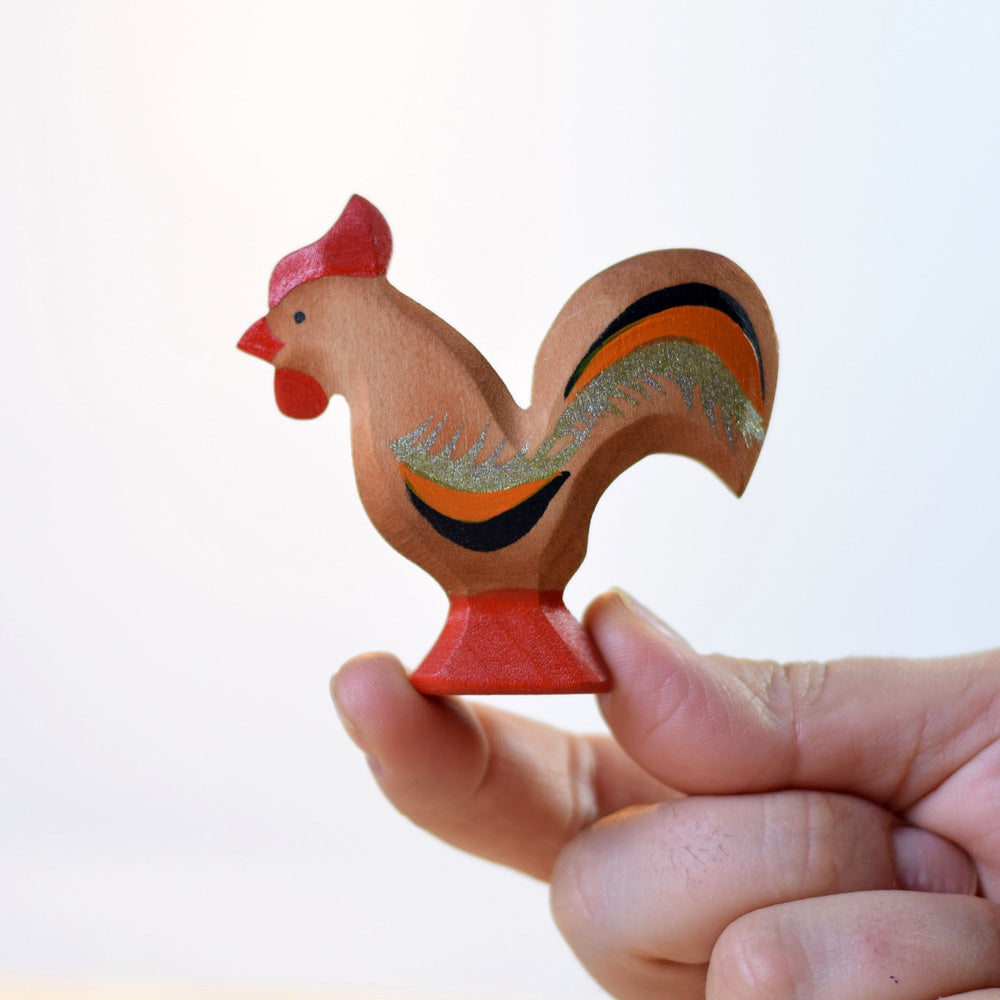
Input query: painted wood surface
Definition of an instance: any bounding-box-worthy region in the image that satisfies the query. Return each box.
[239,195,778,694]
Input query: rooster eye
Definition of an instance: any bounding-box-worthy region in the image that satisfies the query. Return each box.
[294,311,306,324]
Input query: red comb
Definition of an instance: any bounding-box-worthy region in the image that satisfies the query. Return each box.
[268,195,392,308]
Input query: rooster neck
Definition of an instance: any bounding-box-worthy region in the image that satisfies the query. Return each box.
[323,280,527,453]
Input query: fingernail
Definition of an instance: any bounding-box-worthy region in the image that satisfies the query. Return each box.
[891,825,979,895]
[330,673,372,756]
[609,587,692,647]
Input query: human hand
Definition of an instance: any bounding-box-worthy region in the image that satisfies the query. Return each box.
[331,592,1000,998]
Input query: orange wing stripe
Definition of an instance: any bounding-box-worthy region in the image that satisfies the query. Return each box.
[570,305,764,412]
[400,466,560,523]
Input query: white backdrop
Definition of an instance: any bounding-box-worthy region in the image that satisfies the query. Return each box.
[2,2,999,998]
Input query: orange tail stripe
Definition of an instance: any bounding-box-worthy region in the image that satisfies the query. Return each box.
[400,465,561,523]
[570,305,764,412]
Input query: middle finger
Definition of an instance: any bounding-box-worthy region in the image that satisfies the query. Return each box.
[549,790,975,998]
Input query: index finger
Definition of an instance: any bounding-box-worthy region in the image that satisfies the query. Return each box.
[332,652,675,880]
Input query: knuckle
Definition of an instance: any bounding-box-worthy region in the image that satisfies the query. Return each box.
[724,656,832,742]
[759,658,833,781]
[764,790,890,897]
[792,790,847,892]
[560,733,601,842]
[759,791,839,895]
[783,657,833,709]
[775,658,831,742]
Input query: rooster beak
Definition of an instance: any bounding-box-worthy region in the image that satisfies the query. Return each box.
[238,317,285,362]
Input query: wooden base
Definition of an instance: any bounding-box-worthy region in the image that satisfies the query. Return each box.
[409,589,611,695]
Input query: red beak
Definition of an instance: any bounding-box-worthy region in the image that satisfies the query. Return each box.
[238,317,284,361]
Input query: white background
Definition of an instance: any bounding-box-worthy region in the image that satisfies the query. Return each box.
[2,2,999,998]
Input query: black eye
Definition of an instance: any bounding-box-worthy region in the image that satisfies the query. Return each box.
[294,311,306,324]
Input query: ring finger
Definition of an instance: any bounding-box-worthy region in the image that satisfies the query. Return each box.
[708,891,1000,999]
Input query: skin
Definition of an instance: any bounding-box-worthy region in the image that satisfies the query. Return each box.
[331,591,1000,998]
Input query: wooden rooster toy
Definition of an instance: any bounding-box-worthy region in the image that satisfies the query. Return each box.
[239,195,777,694]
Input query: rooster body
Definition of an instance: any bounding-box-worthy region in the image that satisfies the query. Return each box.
[240,196,777,694]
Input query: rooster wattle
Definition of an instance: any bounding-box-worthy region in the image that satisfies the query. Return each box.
[239,195,778,694]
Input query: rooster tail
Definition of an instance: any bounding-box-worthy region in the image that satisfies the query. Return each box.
[390,253,775,560]
[562,282,766,417]
[533,253,778,498]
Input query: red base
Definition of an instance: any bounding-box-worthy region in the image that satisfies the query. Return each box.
[409,589,611,695]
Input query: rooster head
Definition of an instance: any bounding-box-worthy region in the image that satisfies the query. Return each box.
[238,194,392,419]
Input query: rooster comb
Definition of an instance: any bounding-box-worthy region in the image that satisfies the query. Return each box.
[268,194,392,308]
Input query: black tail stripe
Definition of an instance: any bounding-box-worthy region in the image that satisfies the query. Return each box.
[564,282,765,401]
[406,473,569,552]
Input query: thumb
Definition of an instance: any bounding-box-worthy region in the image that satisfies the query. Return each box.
[585,591,1000,812]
